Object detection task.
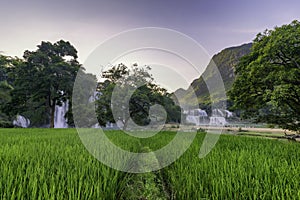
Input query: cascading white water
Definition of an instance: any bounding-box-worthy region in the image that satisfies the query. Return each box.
[185,109,208,125]
[13,115,30,128]
[186,108,233,126]
[209,116,227,126]
[212,109,224,117]
[186,115,200,125]
[54,100,69,128]
[210,109,228,126]
[224,110,233,118]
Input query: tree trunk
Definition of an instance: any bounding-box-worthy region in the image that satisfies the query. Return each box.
[50,99,56,128]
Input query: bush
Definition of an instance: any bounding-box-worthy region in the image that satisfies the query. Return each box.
[197,127,207,133]
[0,120,13,128]
[267,124,275,129]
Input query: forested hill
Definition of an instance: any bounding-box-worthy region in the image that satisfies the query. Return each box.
[174,43,252,106]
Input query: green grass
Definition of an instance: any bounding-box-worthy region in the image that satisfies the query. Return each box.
[237,131,285,137]
[162,134,300,199]
[0,128,300,199]
[0,129,131,199]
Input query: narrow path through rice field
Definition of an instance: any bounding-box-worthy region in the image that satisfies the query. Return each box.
[123,146,171,200]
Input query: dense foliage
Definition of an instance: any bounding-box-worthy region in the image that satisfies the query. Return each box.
[0,55,15,127]
[229,20,300,132]
[96,63,181,129]
[2,40,80,127]
[2,42,179,128]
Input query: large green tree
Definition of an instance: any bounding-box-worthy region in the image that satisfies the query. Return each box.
[0,55,15,127]
[229,20,300,132]
[96,63,181,130]
[10,40,80,127]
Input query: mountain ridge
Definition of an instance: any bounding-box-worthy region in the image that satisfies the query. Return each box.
[174,43,252,107]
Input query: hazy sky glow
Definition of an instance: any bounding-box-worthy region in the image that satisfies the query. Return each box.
[1,0,300,91]
[1,0,300,61]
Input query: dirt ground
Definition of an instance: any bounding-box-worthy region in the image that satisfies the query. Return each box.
[199,126,295,134]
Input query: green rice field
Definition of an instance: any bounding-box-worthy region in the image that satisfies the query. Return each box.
[0,128,300,199]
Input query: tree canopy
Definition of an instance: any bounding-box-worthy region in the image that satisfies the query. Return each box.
[95,63,181,130]
[0,55,15,127]
[229,20,300,132]
[8,40,80,127]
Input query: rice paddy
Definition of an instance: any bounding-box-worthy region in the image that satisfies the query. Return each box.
[0,128,299,199]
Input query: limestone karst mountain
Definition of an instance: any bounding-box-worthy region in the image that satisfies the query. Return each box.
[174,43,252,107]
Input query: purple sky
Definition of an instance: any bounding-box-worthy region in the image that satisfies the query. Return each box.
[1,0,299,62]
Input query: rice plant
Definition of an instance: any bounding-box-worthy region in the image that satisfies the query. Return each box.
[0,129,132,199]
[160,133,300,199]
[1,129,300,199]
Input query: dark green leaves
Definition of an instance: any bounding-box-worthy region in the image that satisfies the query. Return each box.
[9,40,80,127]
[229,20,300,132]
[95,64,181,129]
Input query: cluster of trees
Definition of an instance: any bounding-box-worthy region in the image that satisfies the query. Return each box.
[0,55,15,127]
[95,63,181,129]
[1,20,300,132]
[0,41,181,128]
[229,20,300,133]
[0,40,80,127]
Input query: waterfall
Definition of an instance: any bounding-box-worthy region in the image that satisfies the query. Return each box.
[196,109,208,117]
[13,115,30,128]
[186,115,200,125]
[224,110,233,118]
[54,100,69,128]
[212,109,225,117]
[185,108,233,126]
[185,109,208,125]
[209,116,227,126]
[210,109,227,126]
